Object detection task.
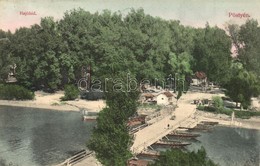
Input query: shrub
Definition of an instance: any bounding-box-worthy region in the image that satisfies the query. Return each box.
[218,107,232,116]
[199,105,260,119]
[235,110,260,119]
[204,106,217,113]
[0,84,35,100]
[151,147,217,166]
[197,105,205,111]
[212,96,223,108]
[61,84,79,101]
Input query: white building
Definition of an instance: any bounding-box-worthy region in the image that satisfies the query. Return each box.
[156,93,169,105]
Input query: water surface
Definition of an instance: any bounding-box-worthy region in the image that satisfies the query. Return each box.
[0,105,95,166]
[188,126,260,166]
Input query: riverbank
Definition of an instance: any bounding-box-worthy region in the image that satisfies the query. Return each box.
[0,91,105,112]
[196,110,260,130]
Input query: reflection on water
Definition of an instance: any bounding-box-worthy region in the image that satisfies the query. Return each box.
[188,126,260,166]
[0,106,95,166]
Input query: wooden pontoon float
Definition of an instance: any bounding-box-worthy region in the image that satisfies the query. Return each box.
[196,123,214,128]
[81,109,97,121]
[82,115,97,121]
[187,123,215,132]
[167,132,200,138]
[153,140,191,148]
[137,150,160,159]
[187,127,212,132]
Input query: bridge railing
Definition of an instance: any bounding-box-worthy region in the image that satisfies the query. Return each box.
[56,150,93,166]
[132,109,198,154]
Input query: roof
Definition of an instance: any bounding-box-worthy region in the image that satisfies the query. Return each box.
[155,91,174,98]
[142,93,155,98]
[195,71,207,79]
[163,91,174,98]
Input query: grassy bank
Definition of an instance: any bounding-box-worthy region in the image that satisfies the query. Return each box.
[197,105,260,119]
[138,103,162,111]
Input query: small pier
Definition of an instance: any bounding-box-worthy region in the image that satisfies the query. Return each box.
[82,115,97,121]
[81,109,98,122]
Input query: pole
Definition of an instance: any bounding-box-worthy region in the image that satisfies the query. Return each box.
[174,73,178,93]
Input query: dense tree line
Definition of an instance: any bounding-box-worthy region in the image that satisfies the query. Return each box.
[0,8,234,92]
[1,8,258,105]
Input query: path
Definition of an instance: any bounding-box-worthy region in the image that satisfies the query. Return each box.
[131,91,223,154]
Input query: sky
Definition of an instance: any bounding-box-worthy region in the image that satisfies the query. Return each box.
[0,0,260,32]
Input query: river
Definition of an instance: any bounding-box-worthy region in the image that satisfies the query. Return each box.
[0,106,95,166]
[188,126,260,166]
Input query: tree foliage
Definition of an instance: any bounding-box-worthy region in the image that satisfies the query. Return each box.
[0,30,13,83]
[150,147,217,166]
[61,84,79,101]
[227,20,260,70]
[192,25,232,83]
[0,8,233,92]
[87,74,139,165]
[225,20,260,108]
[0,84,35,100]
[212,96,223,109]
[223,62,260,109]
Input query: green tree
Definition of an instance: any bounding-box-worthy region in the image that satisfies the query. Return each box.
[61,84,79,101]
[150,147,217,166]
[34,50,61,91]
[229,20,260,77]
[13,18,62,91]
[87,74,139,165]
[0,33,12,82]
[224,62,260,109]
[176,88,182,105]
[168,52,193,77]
[192,25,232,84]
[212,96,223,109]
